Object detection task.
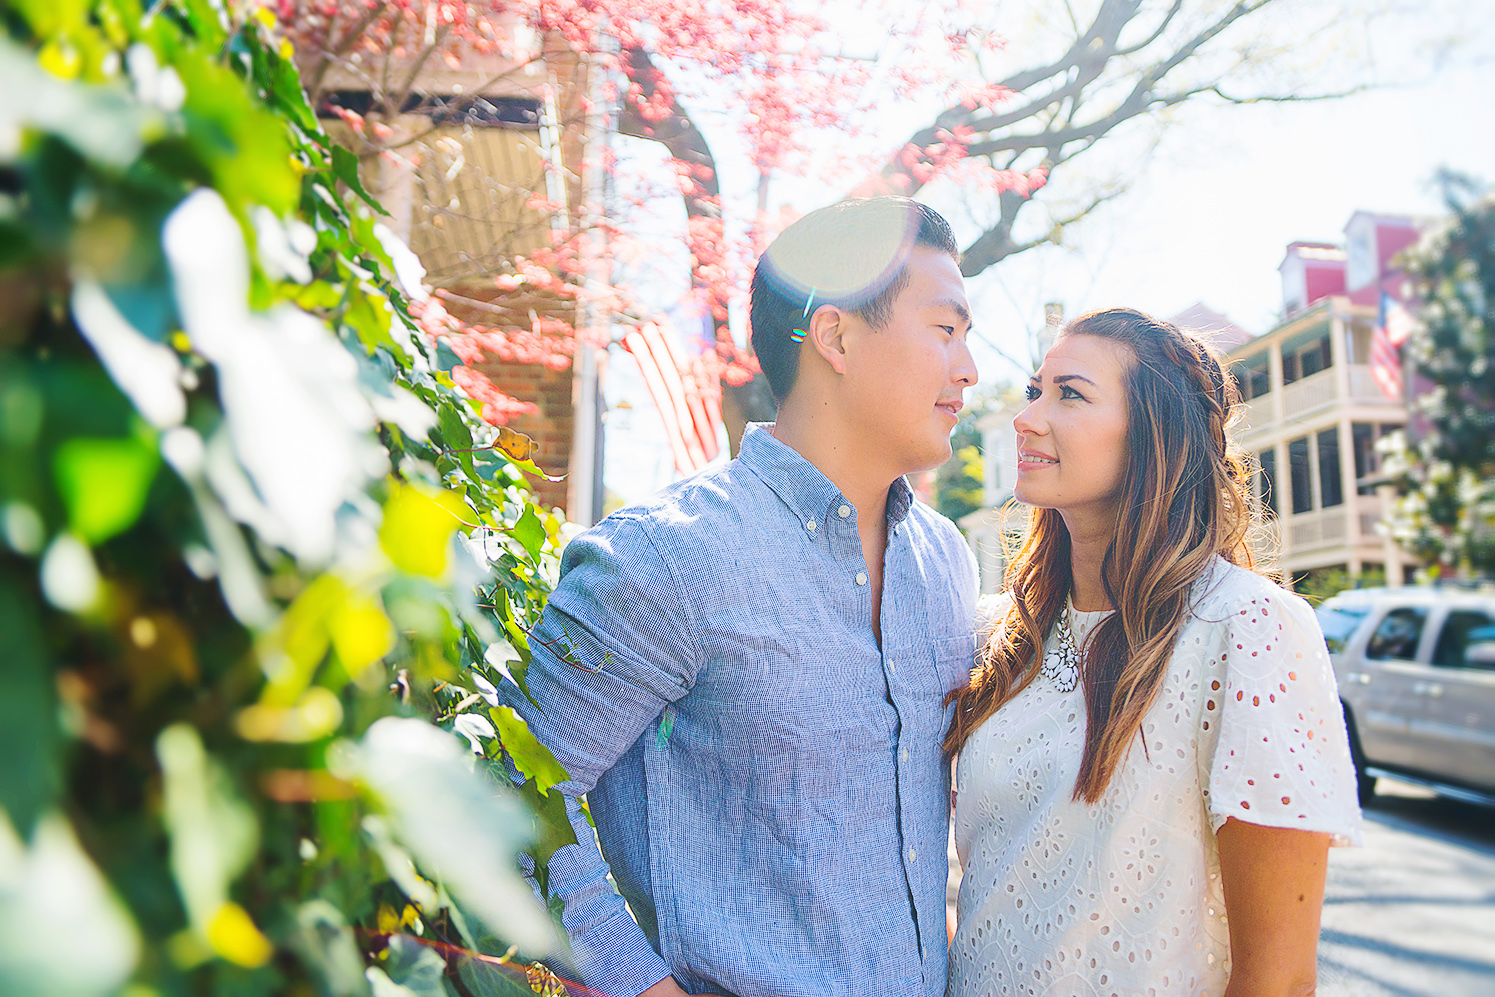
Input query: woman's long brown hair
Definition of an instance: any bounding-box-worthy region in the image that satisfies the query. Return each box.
[944,307,1258,803]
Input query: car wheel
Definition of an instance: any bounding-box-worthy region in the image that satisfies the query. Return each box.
[1342,702,1377,806]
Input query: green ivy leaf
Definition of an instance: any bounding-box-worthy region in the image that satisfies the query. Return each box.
[488,707,567,792]
[332,145,387,215]
[53,433,159,544]
[370,935,450,997]
[0,574,57,838]
[516,777,578,869]
[511,506,545,562]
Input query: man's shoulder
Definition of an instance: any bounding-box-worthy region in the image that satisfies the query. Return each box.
[904,498,973,562]
[584,460,764,549]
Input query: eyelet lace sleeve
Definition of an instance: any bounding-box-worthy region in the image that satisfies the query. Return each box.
[1201,584,1363,846]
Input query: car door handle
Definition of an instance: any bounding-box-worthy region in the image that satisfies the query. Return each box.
[1413,682,1444,697]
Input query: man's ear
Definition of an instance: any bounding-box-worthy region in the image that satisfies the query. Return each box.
[807,305,850,375]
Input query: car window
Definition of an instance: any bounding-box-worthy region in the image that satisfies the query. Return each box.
[1365,607,1428,661]
[1316,601,1372,654]
[1431,610,1495,670]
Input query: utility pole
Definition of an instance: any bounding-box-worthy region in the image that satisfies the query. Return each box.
[568,38,614,527]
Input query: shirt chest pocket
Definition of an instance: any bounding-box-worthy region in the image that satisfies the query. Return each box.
[931,633,978,698]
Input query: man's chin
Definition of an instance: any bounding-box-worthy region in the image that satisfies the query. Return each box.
[900,440,953,476]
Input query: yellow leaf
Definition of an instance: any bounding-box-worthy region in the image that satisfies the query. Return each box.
[38,39,82,80]
[494,426,538,462]
[377,903,401,934]
[266,574,346,703]
[206,902,273,968]
[328,590,394,674]
[235,687,344,743]
[379,482,469,579]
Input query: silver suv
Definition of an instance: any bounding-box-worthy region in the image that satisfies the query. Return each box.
[1316,585,1495,806]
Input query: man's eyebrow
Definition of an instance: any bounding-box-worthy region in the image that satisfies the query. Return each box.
[931,298,971,325]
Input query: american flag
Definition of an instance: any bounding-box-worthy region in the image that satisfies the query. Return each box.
[1371,290,1415,402]
[624,294,722,475]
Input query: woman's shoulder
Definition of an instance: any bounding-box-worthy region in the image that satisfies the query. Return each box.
[1190,556,1313,625]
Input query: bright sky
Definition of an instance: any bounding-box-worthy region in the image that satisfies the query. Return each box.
[601,1,1495,507]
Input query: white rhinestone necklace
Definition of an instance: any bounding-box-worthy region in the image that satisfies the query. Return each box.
[1041,597,1112,693]
[1041,597,1083,693]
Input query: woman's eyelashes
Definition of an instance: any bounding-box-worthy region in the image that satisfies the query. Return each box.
[1024,382,1087,401]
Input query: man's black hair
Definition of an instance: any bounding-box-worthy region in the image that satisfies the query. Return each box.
[749,197,961,402]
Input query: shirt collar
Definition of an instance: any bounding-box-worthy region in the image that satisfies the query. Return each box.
[738,423,915,528]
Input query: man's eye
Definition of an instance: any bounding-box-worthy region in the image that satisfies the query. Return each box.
[1024,384,1040,401]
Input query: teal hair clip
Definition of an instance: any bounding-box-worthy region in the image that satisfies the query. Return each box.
[789,287,816,344]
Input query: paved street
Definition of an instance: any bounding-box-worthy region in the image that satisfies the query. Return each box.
[1319,779,1495,996]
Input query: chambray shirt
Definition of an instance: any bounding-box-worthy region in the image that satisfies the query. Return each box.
[508,425,978,997]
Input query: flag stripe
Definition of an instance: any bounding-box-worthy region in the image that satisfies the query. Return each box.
[640,323,709,471]
[1372,289,1405,401]
[625,328,696,474]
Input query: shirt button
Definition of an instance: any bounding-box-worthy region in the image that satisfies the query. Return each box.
[888,660,896,674]
[805,519,816,531]
[908,847,917,862]
[855,571,867,586]
[901,748,909,763]
[837,504,851,518]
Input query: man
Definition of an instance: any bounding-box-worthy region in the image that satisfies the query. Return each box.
[509,197,979,997]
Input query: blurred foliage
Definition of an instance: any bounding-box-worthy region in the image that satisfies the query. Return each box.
[932,390,1004,528]
[1381,172,1495,580]
[1290,564,1387,605]
[0,2,578,994]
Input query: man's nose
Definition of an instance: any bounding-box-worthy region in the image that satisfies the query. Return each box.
[953,340,978,386]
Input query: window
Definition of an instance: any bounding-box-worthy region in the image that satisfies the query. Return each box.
[1352,422,1378,490]
[1257,448,1278,517]
[1288,436,1313,514]
[1282,350,1301,386]
[1316,600,1371,654]
[1365,607,1428,661]
[1300,336,1329,377]
[1431,610,1495,670]
[1317,428,1343,508]
[1234,353,1271,400]
[1352,422,1406,495]
[1283,335,1332,385]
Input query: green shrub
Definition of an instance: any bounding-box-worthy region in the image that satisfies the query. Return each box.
[0,3,572,993]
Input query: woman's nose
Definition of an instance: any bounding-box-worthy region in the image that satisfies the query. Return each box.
[1012,400,1046,438]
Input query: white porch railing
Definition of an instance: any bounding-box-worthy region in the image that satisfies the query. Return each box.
[1282,368,1339,422]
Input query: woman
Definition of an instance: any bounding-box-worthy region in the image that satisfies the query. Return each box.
[946,308,1361,997]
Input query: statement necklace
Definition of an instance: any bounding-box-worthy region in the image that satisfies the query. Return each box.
[1040,598,1083,693]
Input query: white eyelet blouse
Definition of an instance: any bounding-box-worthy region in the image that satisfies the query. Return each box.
[950,558,1362,997]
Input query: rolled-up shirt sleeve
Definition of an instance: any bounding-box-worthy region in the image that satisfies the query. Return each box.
[501,513,701,997]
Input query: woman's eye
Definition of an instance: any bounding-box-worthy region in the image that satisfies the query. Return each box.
[1060,385,1084,400]
[1024,384,1040,401]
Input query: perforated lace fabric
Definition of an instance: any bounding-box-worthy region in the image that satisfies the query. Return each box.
[949,560,1362,997]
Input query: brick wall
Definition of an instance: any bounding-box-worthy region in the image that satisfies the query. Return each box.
[472,357,574,514]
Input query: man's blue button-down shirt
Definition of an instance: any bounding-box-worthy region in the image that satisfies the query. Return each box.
[510,425,978,997]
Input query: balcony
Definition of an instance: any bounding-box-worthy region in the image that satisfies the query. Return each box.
[1268,493,1388,561]
[1234,364,1400,442]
